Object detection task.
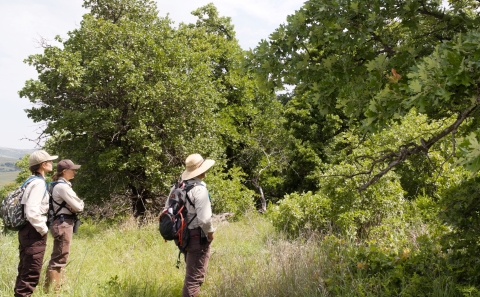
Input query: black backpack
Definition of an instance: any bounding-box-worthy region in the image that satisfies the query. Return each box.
[159,181,201,267]
[46,181,68,228]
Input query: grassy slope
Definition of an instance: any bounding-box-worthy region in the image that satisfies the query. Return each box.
[0,156,21,187]
[1,215,330,297]
[0,214,460,297]
[0,171,18,187]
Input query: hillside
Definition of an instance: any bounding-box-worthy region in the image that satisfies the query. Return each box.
[0,147,34,186]
[0,147,35,160]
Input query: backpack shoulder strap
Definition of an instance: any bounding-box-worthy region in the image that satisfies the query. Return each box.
[184,183,196,208]
[22,176,48,203]
[183,181,205,208]
[49,181,68,215]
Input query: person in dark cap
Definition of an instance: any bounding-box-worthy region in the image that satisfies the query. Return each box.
[14,150,57,297]
[44,159,84,293]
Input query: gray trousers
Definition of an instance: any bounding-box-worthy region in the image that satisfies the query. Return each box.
[182,228,211,297]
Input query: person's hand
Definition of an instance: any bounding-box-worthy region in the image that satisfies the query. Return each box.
[207,232,214,242]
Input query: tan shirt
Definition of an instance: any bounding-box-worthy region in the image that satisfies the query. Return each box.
[51,177,84,215]
[21,176,49,236]
[165,177,215,234]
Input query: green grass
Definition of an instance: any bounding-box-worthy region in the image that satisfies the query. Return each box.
[2,214,327,297]
[0,214,464,297]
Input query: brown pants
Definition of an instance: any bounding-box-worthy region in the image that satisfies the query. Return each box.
[48,217,74,268]
[182,228,211,297]
[14,222,47,297]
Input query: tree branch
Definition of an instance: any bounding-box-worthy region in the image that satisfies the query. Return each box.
[358,104,478,191]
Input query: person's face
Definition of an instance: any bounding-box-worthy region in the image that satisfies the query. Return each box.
[63,168,77,181]
[41,160,53,172]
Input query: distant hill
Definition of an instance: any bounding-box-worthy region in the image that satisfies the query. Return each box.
[0,147,36,160]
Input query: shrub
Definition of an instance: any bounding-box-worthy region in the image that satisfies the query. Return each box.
[207,166,255,218]
[439,176,480,285]
[268,191,332,238]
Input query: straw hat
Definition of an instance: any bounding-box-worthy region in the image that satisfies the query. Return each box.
[181,154,215,180]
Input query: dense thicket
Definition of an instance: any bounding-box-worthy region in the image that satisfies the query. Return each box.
[251,0,480,291]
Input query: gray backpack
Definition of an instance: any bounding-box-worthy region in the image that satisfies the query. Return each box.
[1,176,44,231]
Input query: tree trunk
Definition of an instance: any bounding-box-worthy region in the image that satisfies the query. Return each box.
[258,185,266,213]
[130,185,146,218]
[132,196,146,217]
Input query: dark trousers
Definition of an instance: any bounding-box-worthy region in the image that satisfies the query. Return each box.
[14,222,47,297]
[182,228,211,297]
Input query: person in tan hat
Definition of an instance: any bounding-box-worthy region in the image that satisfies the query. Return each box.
[179,153,215,297]
[14,150,57,297]
[44,159,84,293]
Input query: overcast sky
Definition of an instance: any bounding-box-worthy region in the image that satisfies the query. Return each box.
[0,0,304,149]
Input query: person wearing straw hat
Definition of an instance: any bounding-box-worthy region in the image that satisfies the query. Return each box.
[14,150,57,297]
[179,153,216,297]
[44,159,84,293]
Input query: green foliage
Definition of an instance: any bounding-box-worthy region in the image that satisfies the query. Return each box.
[439,175,480,285]
[20,0,243,207]
[252,0,479,126]
[281,97,344,193]
[14,154,32,184]
[268,108,474,242]
[269,191,331,238]
[457,131,480,173]
[1,212,471,297]
[321,164,406,238]
[183,4,292,203]
[20,0,281,220]
[207,166,255,218]
[249,0,480,201]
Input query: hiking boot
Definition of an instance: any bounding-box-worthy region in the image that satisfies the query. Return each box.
[44,267,62,293]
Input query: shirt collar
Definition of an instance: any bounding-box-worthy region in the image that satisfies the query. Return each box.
[58,177,72,186]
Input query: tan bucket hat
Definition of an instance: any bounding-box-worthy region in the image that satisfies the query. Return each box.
[181,154,215,180]
[29,150,58,166]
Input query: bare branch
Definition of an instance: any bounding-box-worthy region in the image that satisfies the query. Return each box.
[33,35,52,49]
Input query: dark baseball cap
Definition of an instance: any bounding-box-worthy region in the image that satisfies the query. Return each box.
[57,159,81,172]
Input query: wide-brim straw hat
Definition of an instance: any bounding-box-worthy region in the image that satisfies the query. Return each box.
[181,154,215,180]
